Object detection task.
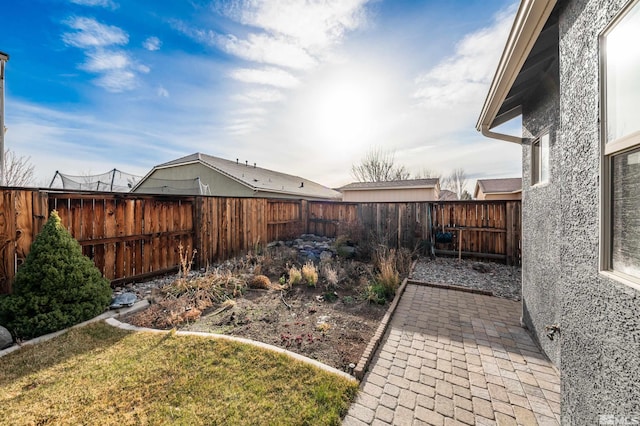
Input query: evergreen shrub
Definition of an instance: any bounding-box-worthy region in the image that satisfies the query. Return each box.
[0,211,112,339]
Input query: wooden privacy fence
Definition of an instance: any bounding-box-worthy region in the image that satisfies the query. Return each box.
[306,201,521,265]
[0,190,304,293]
[0,189,520,294]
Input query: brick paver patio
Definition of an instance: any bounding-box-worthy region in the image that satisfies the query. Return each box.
[343,284,561,425]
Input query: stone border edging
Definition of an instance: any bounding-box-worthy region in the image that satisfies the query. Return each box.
[104,317,356,382]
[0,300,150,359]
[352,259,418,380]
[407,279,494,296]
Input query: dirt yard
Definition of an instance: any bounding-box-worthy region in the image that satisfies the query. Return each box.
[124,237,405,372]
[122,237,521,373]
[180,280,388,372]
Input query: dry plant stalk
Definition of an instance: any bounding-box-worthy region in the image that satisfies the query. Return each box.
[177,243,197,285]
[288,266,302,287]
[302,261,318,287]
[322,263,339,288]
[375,246,400,293]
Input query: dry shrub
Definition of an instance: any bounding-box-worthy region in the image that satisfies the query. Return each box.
[322,263,339,288]
[181,308,202,322]
[288,266,302,286]
[374,246,400,296]
[301,261,318,287]
[395,248,413,277]
[249,275,271,289]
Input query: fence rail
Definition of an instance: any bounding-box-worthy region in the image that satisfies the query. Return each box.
[0,189,520,293]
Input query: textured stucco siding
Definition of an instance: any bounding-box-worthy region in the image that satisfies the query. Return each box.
[558,0,640,423]
[521,0,640,424]
[521,63,561,367]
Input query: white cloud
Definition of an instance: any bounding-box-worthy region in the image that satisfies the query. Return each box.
[81,50,130,72]
[157,86,169,97]
[233,89,285,103]
[62,17,149,93]
[219,0,370,51]
[143,36,162,51]
[175,1,370,70]
[94,69,137,92]
[413,6,516,109]
[62,17,128,48]
[69,0,118,9]
[230,67,299,88]
[220,33,318,70]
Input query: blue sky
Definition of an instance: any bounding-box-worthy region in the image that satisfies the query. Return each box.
[1,0,521,189]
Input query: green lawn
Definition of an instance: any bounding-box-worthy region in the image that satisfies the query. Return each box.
[0,322,358,425]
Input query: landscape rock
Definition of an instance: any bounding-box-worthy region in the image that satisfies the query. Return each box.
[109,292,138,309]
[0,325,14,349]
[472,262,492,273]
[320,250,333,262]
[412,257,521,301]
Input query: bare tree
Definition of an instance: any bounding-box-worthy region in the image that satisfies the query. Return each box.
[443,168,468,200]
[351,147,411,182]
[414,168,443,180]
[2,149,35,187]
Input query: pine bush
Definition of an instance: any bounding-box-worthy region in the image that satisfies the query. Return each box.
[0,211,112,339]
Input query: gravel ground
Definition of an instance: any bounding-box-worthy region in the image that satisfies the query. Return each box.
[411,256,521,301]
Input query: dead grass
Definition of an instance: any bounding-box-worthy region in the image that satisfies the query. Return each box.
[0,322,358,425]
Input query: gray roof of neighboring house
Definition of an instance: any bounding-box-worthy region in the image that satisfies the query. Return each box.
[475,178,522,196]
[150,153,341,199]
[340,179,439,191]
[438,189,458,201]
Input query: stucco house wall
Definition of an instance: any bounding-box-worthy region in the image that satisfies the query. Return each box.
[521,66,561,368]
[555,0,640,422]
[479,0,640,423]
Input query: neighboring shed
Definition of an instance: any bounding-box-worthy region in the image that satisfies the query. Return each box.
[339,179,440,202]
[473,178,522,200]
[477,0,640,422]
[438,189,458,201]
[133,153,341,200]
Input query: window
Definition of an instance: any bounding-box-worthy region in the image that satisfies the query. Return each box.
[531,133,549,185]
[602,0,640,283]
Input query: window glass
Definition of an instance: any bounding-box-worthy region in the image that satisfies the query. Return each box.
[604,1,640,282]
[540,133,549,183]
[531,139,540,184]
[605,3,640,141]
[611,147,640,279]
[531,134,549,185]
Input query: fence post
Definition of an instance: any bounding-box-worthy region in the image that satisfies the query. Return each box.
[301,199,308,235]
[193,196,203,269]
[505,201,514,266]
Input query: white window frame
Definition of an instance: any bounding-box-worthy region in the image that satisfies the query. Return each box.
[600,0,640,288]
[531,132,550,186]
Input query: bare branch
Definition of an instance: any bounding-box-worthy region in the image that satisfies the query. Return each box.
[2,149,35,187]
[442,168,468,199]
[351,147,409,182]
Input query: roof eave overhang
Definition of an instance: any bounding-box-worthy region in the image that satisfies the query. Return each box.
[476,0,557,144]
[253,188,340,200]
[485,190,523,195]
